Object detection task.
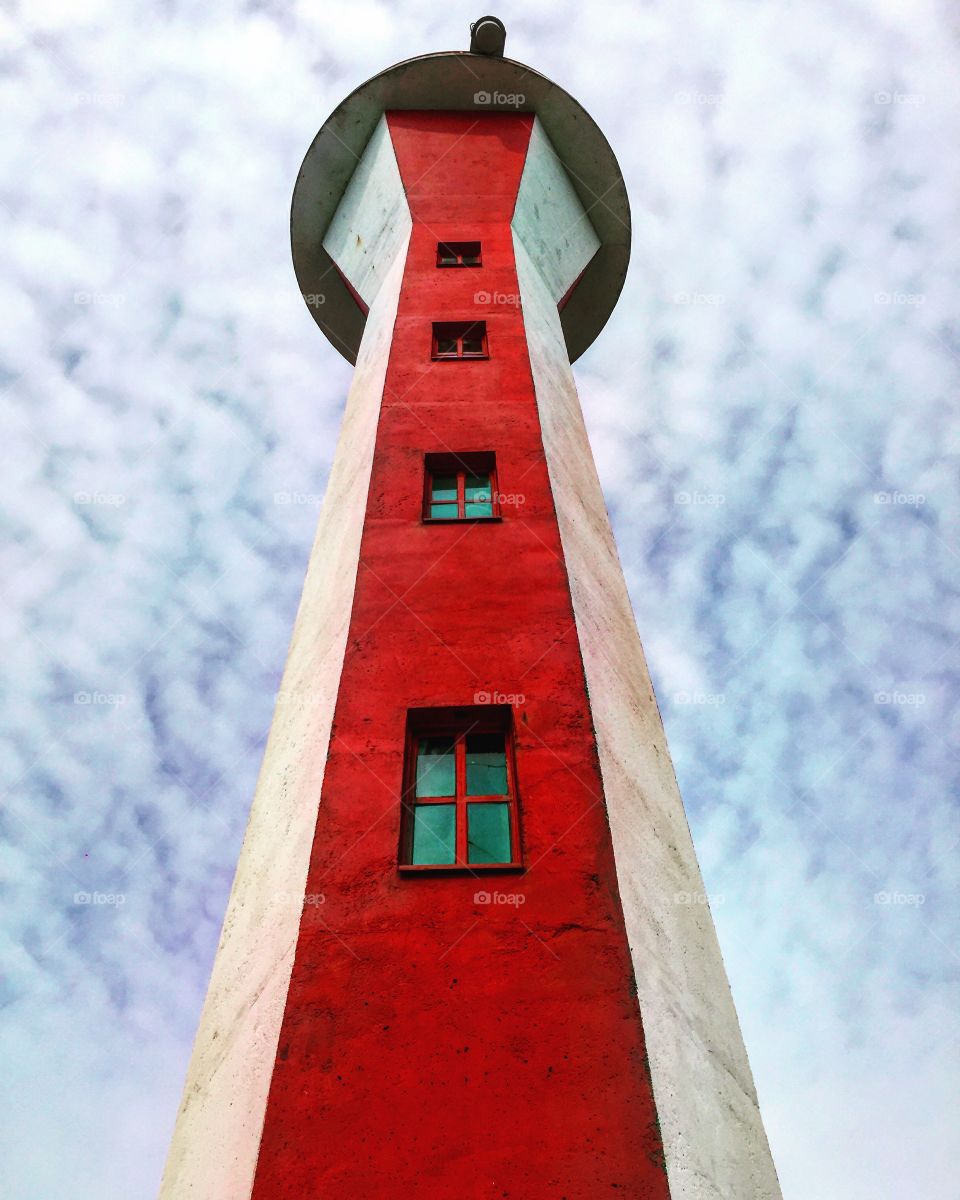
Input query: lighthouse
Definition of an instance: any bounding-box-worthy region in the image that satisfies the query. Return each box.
[162,19,781,1199]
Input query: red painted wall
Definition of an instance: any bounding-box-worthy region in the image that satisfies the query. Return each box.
[250,113,670,1199]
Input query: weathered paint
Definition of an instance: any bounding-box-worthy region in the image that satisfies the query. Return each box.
[158,125,411,1197]
[322,113,410,312]
[511,118,599,302]
[247,111,671,1199]
[513,122,783,1199]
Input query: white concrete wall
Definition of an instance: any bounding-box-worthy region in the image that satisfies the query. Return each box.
[513,121,782,1200]
[159,132,410,1200]
[322,113,411,309]
[511,118,600,301]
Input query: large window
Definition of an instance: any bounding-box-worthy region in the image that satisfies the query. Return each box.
[400,710,521,871]
[431,321,488,360]
[424,452,498,522]
[437,241,482,267]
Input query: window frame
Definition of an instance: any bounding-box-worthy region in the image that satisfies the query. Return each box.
[431,321,489,361]
[436,241,483,268]
[399,708,523,874]
[423,452,500,523]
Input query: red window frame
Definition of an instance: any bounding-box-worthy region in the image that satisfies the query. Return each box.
[423,451,499,522]
[431,321,488,360]
[399,707,522,874]
[436,241,482,268]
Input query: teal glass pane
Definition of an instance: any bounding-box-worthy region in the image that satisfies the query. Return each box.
[436,338,458,356]
[465,733,507,795]
[416,737,455,797]
[430,503,459,519]
[412,804,457,865]
[464,474,490,501]
[431,475,457,503]
[467,803,512,864]
[464,473,493,518]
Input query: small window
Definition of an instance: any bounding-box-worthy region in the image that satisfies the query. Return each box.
[437,241,482,267]
[424,452,498,522]
[432,321,488,360]
[400,709,521,871]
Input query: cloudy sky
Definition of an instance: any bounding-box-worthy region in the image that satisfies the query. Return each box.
[1,0,958,1196]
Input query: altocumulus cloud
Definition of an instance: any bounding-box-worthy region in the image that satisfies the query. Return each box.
[0,1,958,1198]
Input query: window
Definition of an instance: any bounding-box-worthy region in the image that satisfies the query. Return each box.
[432,321,488,360]
[400,709,521,871]
[424,452,498,521]
[437,241,482,267]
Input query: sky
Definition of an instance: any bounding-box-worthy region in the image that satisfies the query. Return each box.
[0,0,958,1197]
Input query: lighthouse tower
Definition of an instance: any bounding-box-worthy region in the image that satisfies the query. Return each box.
[162,19,781,1200]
